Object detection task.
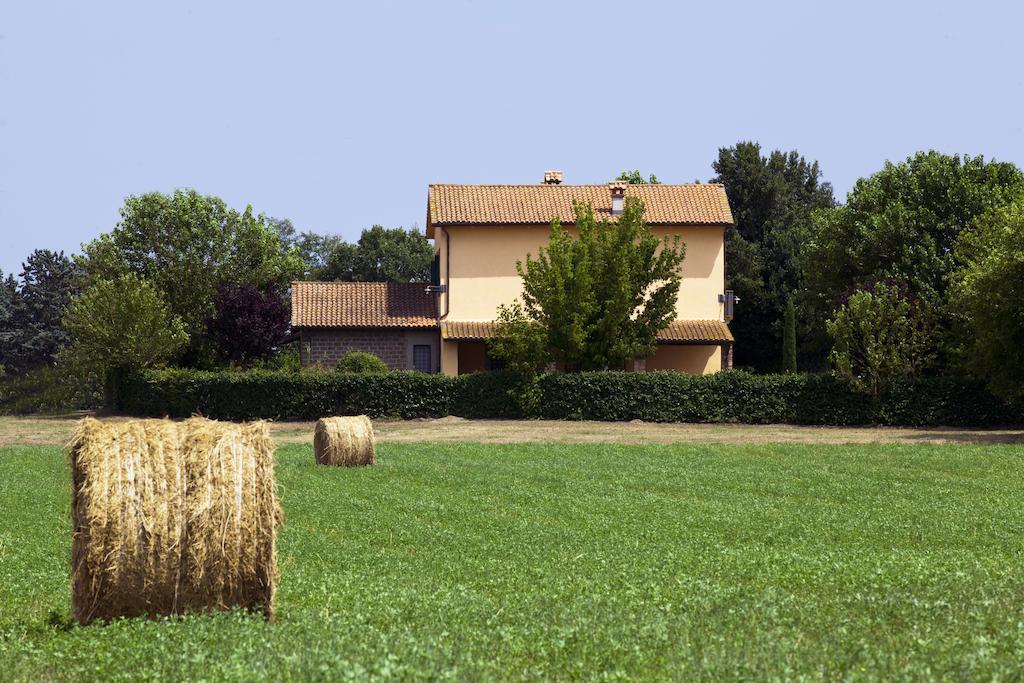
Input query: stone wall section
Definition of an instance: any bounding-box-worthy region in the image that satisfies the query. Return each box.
[300,328,439,372]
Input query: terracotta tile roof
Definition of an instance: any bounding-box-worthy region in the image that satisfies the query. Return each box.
[440,321,497,341]
[441,320,733,343]
[291,281,437,328]
[427,183,733,237]
[657,319,734,343]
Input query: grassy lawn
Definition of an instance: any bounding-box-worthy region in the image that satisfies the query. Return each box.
[1,440,1022,680]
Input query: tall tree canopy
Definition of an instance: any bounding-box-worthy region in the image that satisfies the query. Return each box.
[80,190,305,353]
[801,152,1024,369]
[270,217,344,279]
[711,142,835,371]
[321,225,433,283]
[951,189,1024,402]
[507,198,685,371]
[0,250,81,375]
[0,270,19,375]
[616,170,660,185]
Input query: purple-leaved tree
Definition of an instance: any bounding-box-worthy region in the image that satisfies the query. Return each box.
[207,285,290,365]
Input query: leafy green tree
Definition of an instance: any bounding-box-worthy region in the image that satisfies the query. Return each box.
[951,191,1024,402]
[616,170,660,185]
[711,142,835,371]
[492,302,550,374]
[270,217,344,279]
[490,301,550,415]
[320,241,360,281]
[515,198,685,371]
[353,225,433,282]
[0,250,81,375]
[826,282,933,397]
[61,275,188,401]
[322,226,433,283]
[782,297,797,373]
[803,152,1024,368]
[80,190,305,352]
[270,216,297,245]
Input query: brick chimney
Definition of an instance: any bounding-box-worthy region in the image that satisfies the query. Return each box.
[609,180,627,216]
[543,170,564,185]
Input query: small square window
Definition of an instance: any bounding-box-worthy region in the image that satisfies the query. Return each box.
[413,345,432,373]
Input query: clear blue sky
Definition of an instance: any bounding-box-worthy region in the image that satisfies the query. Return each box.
[2,0,1022,277]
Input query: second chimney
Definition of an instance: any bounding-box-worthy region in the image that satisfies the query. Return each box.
[543,170,564,185]
[609,181,627,216]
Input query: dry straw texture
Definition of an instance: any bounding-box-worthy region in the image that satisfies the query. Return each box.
[69,417,282,625]
[314,416,375,466]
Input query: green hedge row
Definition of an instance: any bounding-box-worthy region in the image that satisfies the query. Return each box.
[116,369,1022,427]
[116,369,452,421]
[536,372,1019,426]
[0,366,93,415]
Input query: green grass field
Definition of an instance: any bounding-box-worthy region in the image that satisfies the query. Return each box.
[1,441,1022,680]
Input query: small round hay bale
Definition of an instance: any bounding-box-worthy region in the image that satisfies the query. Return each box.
[314,415,375,466]
[69,417,281,625]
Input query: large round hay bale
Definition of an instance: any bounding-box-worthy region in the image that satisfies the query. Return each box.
[314,415,375,466]
[69,417,281,625]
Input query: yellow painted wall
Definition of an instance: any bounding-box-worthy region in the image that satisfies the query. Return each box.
[646,344,721,374]
[440,338,458,376]
[436,224,724,322]
[442,340,722,375]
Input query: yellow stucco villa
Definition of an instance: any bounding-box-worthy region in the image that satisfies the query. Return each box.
[292,172,735,375]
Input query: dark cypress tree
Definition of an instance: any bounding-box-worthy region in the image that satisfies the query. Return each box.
[782,297,797,374]
[711,142,835,371]
[0,271,18,374]
[0,250,80,374]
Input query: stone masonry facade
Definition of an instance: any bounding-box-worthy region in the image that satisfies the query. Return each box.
[300,328,439,372]
[302,329,408,369]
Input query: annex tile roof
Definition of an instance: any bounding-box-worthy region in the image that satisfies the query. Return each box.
[291,281,437,329]
[441,319,733,343]
[657,319,734,343]
[426,183,733,237]
[440,321,498,341]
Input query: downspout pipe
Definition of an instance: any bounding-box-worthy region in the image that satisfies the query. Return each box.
[440,226,451,321]
[440,227,450,374]
[431,226,451,373]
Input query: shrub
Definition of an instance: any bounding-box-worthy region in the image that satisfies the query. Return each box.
[115,368,1023,427]
[248,346,301,373]
[335,351,388,374]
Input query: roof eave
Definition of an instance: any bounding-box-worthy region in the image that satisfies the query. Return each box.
[428,220,733,228]
[293,323,440,331]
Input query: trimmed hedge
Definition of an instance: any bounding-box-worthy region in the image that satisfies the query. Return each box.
[0,366,90,415]
[537,372,1021,426]
[537,371,871,424]
[116,369,1022,427]
[117,369,454,420]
